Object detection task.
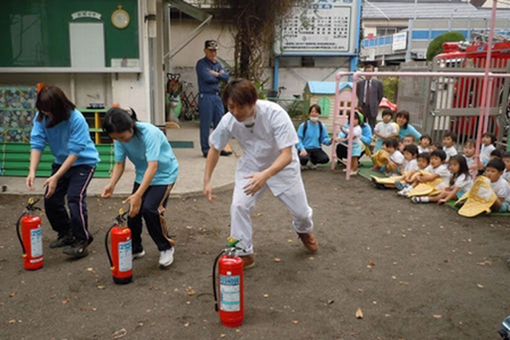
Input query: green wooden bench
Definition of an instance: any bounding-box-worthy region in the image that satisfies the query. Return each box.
[0,143,114,178]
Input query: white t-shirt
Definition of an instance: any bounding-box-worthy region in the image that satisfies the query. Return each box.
[423,165,433,172]
[374,122,398,139]
[431,164,451,189]
[418,146,430,154]
[490,176,510,201]
[389,150,404,165]
[452,173,473,192]
[480,144,496,165]
[209,100,301,196]
[464,155,475,168]
[352,125,362,145]
[404,158,419,173]
[503,169,510,182]
[443,145,458,162]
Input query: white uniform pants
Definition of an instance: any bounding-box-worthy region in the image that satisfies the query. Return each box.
[230,177,313,255]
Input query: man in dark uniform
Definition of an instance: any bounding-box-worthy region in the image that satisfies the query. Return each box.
[196,40,231,157]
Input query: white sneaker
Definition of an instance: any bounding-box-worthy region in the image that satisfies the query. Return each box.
[132,249,145,260]
[159,247,175,268]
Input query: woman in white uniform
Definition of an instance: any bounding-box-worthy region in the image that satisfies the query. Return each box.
[203,79,318,268]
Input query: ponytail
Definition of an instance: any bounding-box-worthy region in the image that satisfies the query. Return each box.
[102,107,138,135]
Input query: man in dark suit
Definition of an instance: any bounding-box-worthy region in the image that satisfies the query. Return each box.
[356,64,384,129]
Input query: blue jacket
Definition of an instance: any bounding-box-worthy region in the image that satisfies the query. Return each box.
[30,109,99,166]
[297,120,331,151]
[196,57,229,94]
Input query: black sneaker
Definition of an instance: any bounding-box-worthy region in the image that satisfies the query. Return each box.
[220,150,232,156]
[49,234,75,248]
[63,238,92,259]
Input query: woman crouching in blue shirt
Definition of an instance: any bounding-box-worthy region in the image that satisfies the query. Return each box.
[27,85,99,259]
[101,107,179,269]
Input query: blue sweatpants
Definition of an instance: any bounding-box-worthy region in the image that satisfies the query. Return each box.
[44,163,95,242]
[199,93,224,155]
[128,182,174,253]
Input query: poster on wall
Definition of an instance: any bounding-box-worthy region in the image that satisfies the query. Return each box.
[274,0,360,56]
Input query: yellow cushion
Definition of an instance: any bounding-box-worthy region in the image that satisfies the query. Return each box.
[457,176,497,217]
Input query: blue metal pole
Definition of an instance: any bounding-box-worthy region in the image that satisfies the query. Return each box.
[273,56,280,92]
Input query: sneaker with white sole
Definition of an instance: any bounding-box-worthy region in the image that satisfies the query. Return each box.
[133,249,145,260]
[159,247,175,269]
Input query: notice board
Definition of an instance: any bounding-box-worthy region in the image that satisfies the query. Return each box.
[0,0,138,68]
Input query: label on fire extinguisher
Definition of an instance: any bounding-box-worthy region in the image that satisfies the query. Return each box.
[30,227,43,258]
[118,240,132,272]
[220,275,240,312]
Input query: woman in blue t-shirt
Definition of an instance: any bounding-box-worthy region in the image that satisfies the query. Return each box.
[27,85,99,259]
[101,107,179,269]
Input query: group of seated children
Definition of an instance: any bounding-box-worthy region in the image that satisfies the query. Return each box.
[372,129,510,214]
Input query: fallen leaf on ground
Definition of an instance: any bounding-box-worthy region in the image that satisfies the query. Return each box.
[292,320,299,324]
[62,297,70,304]
[263,294,269,298]
[184,322,190,327]
[367,260,375,268]
[50,294,57,299]
[112,328,127,339]
[97,285,105,290]
[355,308,364,319]
[9,319,15,324]
[186,287,196,296]
[9,291,16,298]
[433,314,442,319]
[477,283,484,289]
[274,257,281,262]
[327,300,334,305]
[137,322,144,328]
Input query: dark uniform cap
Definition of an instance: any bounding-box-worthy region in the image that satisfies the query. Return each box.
[204,40,218,50]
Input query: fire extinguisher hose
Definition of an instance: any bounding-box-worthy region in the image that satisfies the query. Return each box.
[104,224,116,269]
[212,250,225,312]
[15,213,26,254]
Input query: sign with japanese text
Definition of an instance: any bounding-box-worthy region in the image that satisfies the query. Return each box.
[274,0,360,56]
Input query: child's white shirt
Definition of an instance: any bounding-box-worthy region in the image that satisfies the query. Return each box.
[374,122,398,138]
[352,125,362,144]
[431,164,451,188]
[404,159,419,173]
[423,165,433,173]
[490,176,510,201]
[389,150,404,165]
[480,144,496,165]
[452,173,473,193]
[503,169,510,182]
[443,145,458,161]
[418,146,430,154]
[464,155,474,168]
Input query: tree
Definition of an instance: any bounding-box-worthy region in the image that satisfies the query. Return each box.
[426,31,465,61]
[212,0,307,83]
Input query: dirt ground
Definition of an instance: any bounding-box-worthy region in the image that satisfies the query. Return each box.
[1,168,510,339]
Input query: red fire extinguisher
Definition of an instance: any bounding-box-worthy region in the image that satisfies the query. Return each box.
[213,237,244,327]
[105,209,132,284]
[16,197,43,271]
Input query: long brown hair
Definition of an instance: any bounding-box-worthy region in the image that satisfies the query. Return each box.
[35,86,76,128]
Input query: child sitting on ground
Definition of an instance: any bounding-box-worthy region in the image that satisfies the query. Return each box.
[463,139,476,169]
[430,142,442,153]
[335,110,363,175]
[296,104,331,169]
[374,109,399,152]
[384,138,404,175]
[411,155,472,204]
[503,152,510,182]
[480,132,497,166]
[442,131,458,162]
[396,152,431,195]
[412,149,451,189]
[490,148,503,161]
[485,158,510,212]
[418,135,432,154]
[402,144,419,174]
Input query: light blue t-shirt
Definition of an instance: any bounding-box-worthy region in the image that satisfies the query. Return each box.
[30,109,99,166]
[398,124,422,140]
[114,122,178,185]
